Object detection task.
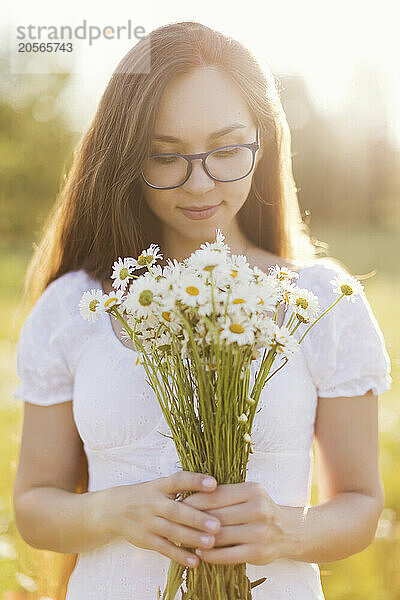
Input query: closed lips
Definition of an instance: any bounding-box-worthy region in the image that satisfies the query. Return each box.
[181,203,221,211]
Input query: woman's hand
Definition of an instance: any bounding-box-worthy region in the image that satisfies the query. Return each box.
[182,481,299,566]
[91,471,221,568]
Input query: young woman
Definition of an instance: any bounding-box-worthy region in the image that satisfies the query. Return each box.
[12,21,392,600]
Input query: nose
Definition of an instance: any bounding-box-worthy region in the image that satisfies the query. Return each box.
[182,158,215,193]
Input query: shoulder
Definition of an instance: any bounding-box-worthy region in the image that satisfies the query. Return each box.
[295,257,353,302]
[251,249,351,290]
[16,269,103,368]
[296,257,383,341]
[24,269,100,331]
[38,269,99,312]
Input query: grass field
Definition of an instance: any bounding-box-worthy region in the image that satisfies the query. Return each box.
[0,222,399,599]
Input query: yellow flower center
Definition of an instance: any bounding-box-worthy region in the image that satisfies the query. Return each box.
[231,269,239,278]
[162,311,171,322]
[119,267,129,280]
[296,297,308,309]
[139,289,153,306]
[233,298,245,304]
[229,323,245,334]
[137,254,153,266]
[186,286,199,296]
[89,299,100,312]
[341,284,353,295]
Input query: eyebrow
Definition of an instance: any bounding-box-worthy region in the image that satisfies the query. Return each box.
[152,122,249,144]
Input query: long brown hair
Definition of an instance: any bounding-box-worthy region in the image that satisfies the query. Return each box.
[19,20,331,599]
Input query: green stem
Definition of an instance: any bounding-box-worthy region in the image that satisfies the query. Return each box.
[298,294,344,344]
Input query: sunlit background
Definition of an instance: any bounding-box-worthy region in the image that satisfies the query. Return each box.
[1,1,399,598]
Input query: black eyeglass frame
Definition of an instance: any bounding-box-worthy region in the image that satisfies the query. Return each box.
[141,127,260,190]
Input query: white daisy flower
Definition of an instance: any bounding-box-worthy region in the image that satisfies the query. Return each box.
[160,261,189,297]
[278,279,298,306]
[289,287,320,323]
[269,324,300,359]
[134,243,163,269]
[198,228,231,254]
[163,258,183,277]
[156,303,178,326]
[79,289,106,322]
[134,313,159,339]
[175,273,209,308]
[269,264,300,282]
[252,265,268,283]
[228,254,254,283]
[330,274,364,303]
[185,248,228,281]
[137,263,164,283]
[249,280,279,313]
[122,277,159,319]
[219,314,255,346]
[111,257,136,292]
[228,282,260,315]
[100,288,125,312]
[253,314,277,347]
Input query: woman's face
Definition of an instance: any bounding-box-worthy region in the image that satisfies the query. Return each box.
[139,66,262,246]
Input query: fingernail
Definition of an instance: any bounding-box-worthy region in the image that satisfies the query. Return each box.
[203,477,216,488]
[205,519,219,532]
[195,549,202,556]
[200,535,213,545]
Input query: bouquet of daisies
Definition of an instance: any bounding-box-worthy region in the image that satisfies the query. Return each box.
[79,229,363,600]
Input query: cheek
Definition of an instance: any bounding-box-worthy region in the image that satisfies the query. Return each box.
[224,178,252,211]
[142,189,176,222]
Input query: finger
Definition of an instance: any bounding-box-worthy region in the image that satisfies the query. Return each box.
[213,523,260,547]
[182,482,253,510]
[159,498,221,534]
[195,543,252,565]
[151,516,216,550]
[206,496,274,526]
[147,532,200,568]
[202,503,248,526]
[161,471,217,497]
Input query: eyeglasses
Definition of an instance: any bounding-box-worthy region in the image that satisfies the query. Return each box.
[141,128,260,190]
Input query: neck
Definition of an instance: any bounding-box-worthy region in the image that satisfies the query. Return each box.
[160,218,257,263]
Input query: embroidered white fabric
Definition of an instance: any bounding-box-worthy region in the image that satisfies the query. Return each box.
[12,261,392,600]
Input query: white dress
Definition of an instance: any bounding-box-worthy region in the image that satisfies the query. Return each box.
[12,260,392,600]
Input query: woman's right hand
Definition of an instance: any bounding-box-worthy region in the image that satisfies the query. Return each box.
[92,471,221,568]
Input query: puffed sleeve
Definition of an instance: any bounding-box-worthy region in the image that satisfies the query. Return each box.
[297,261,393,398]
[12,276,74,406]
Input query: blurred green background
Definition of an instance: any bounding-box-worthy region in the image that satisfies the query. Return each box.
[0,63,399,599]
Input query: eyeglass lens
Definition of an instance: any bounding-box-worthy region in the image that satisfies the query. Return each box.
[142,146,254,188]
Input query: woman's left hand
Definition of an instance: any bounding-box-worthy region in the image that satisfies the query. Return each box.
[181,481,298,565]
